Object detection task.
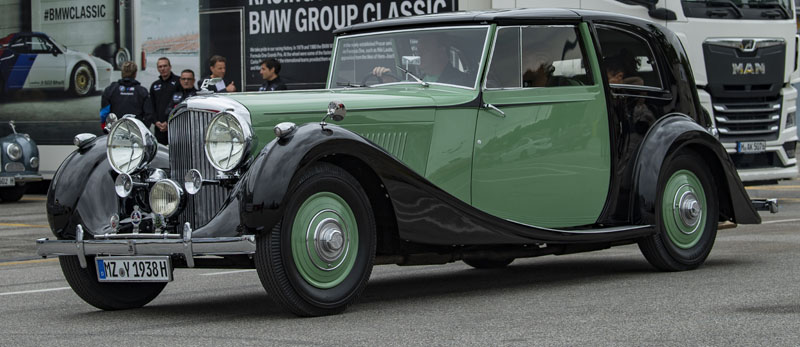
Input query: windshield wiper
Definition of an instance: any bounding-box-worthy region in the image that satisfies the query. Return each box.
[395,65,429,87]
[336,81,366,88]
[706,0,743,18]
[749,1,790,19]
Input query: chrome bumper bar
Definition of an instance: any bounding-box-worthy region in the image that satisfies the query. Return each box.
[36,224,256,269]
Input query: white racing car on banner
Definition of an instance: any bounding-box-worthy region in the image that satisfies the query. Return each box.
[0,32,112,97]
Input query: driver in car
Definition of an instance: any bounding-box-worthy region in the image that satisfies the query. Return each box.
[371,35,471,86]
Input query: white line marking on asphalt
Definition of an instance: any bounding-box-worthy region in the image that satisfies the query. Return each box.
[0,287,70,297]
[200,269,256,276]
[762,218,800,225]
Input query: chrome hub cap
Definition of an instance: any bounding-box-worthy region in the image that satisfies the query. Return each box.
[314,218,346,263]
[677,190,701,231]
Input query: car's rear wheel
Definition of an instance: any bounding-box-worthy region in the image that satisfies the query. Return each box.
[114,48,130,70]
[59,255,167,310]
[255,163,376,317]
[638,150,719,271]
[463,257,514,269]
[0,185,26,202]
[70,63,94,97]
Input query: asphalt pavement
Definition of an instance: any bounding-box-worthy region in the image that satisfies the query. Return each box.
[0,180,799,345]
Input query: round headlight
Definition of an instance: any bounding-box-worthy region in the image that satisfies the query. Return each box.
[204,112,251,172]
[107,117,156,174]
[149,180,183,217]
[6,143,22,161]
[30,156,39,169]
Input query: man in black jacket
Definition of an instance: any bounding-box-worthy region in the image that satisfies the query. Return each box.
[258,58,287,91]
[150,57,179,145]
[198,55,236,93]
[100,61,153,129]
[165,69,198,117]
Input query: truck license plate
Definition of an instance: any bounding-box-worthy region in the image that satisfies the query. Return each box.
[737,141,766,153]
[95,256,172,282]
[0,177,13,187]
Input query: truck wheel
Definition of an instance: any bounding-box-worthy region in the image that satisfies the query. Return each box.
[70,63,94,97]
[255,163,376,317]
[59,255,167,310]
[463,257,514,269]
[638,150,719,271]
[0,186,26,202]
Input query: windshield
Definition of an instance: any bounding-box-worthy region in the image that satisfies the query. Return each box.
[329,26,490,89]
[681,0,794,19]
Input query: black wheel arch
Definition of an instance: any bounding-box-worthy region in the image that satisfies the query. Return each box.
[46,136,169,239]
[241,124,401,255]
[631,113,760,226]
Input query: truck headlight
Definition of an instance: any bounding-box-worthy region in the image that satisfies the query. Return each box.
[204,111,252,172]
[6,143,22,161]
[107,117,157,174]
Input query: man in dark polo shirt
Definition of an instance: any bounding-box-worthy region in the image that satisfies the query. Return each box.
[258,58,287,91]
[150,57,179,145]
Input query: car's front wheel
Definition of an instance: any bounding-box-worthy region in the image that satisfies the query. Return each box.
[638,150,719,271]
[255,163,376,316]
[0,185,26,202]
[59,255,167,310]
[70,63,94,97]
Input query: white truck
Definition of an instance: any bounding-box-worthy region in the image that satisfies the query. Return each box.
[464,0,799,183]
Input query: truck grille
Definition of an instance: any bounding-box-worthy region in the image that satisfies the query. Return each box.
[712,96,781,142]
[168,109,230,228]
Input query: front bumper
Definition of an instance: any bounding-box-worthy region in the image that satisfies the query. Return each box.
[1,173,42,185]
[36,224,256,269]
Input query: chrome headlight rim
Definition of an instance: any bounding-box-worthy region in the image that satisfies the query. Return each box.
[106,117,157,174]
[204,110,253,173]
[149,179,184,218]
[6,142,22,161]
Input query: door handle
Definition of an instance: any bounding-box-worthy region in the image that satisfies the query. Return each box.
[483,103,505,117]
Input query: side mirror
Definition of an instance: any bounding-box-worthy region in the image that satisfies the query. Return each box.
[320,101,346,129]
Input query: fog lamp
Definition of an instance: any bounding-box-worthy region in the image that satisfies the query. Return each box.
[30,156,39,169]
[184,169,203,195]
[149,180,183,217]
[115,173,133,198]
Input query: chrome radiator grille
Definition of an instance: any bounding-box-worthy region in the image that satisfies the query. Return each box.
[168,109,230,228]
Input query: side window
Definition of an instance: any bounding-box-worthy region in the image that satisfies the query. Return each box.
[595,25,662,89]
[486,27,521,88]
[10,37,29,53]
[29,37,53,54]
[486,25,593,89]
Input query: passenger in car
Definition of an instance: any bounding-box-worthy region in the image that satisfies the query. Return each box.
[604,51,644,86]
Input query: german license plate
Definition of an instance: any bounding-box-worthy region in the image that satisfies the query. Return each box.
[95,256,172,282]
[0,177,13,187]
[737,141,766,153]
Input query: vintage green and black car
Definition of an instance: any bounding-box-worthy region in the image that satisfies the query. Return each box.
[38,9,763,316]
[1,121,41,202]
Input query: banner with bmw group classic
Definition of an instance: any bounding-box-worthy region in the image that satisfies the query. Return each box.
[200,0,456,90]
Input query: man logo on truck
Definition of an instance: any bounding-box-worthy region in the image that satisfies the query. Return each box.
[732,62,766,75]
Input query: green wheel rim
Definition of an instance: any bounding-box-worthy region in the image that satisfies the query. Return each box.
[661,169,707,249]
[291,192,359,289]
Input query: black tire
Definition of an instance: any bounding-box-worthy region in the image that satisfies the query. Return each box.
[255,162,376,317]
[463,257,514,269]
[638,150,719,271]
[0,185,26,202]
[69,63,94,97]
[59,255,167,310]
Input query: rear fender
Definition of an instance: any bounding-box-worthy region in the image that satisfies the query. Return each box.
[632,114,760,225]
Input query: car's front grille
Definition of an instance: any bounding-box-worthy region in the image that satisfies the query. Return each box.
[713,96,781,142]
[168,109,230,229]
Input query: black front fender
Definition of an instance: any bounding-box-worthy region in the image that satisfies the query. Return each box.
[46,136,169,239]
[633,114,760,226]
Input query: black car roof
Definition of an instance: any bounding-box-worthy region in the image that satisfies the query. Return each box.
[334,8,656,35]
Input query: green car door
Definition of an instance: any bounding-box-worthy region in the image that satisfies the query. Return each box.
[472,23,611,228]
